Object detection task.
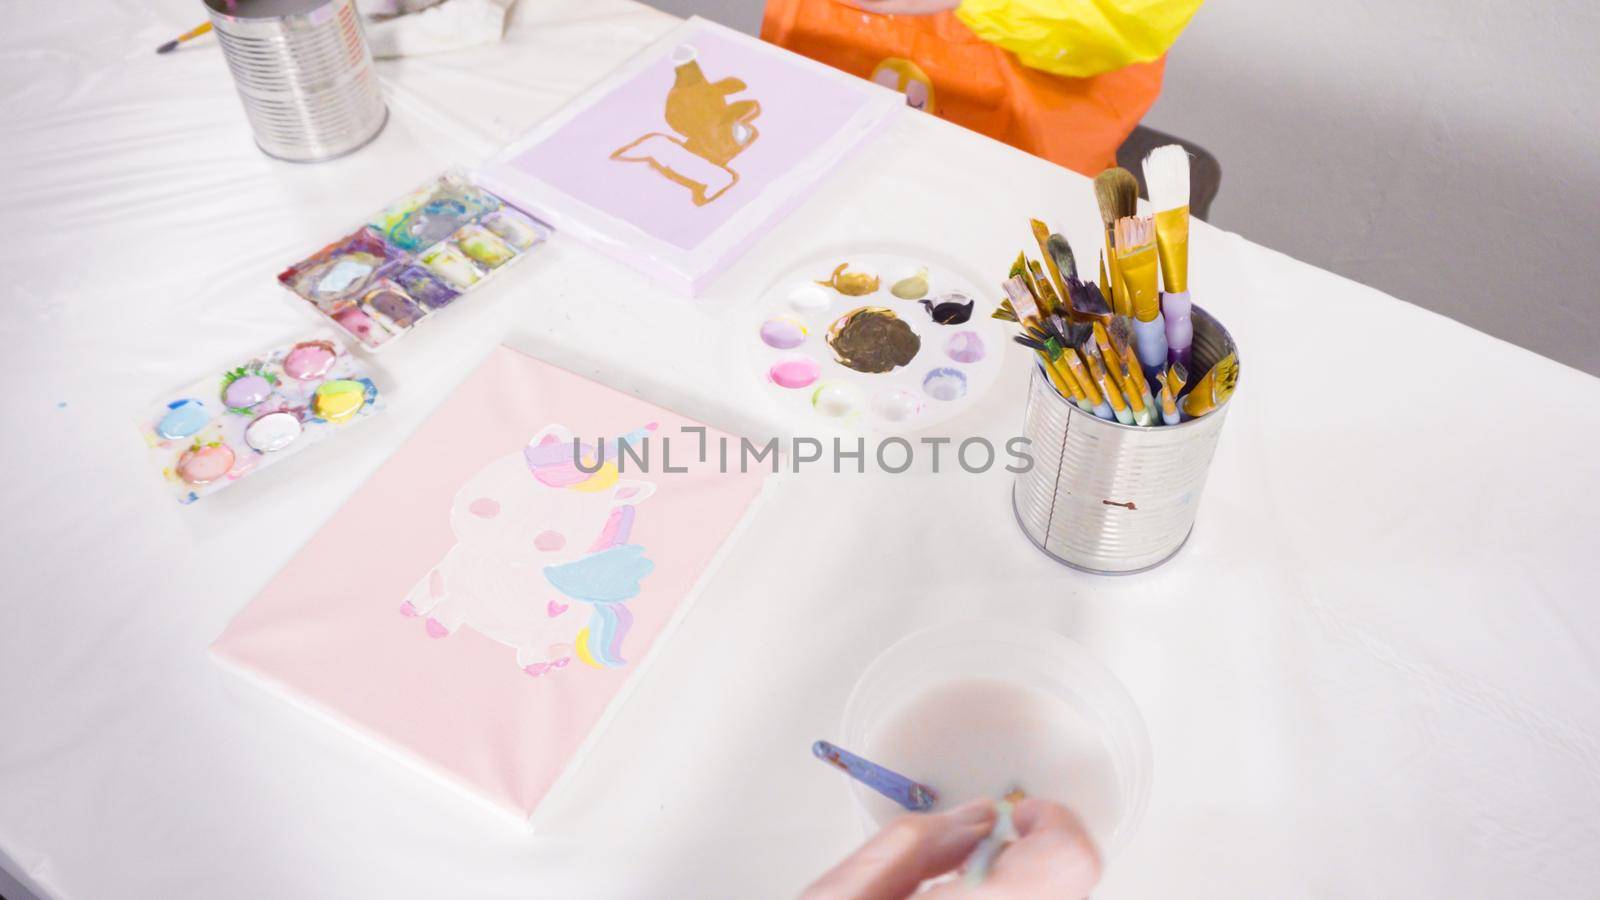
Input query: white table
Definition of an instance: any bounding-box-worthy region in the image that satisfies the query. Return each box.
[4,1,1598,897]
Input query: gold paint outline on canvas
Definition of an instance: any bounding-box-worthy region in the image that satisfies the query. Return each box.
[610,44,762,207]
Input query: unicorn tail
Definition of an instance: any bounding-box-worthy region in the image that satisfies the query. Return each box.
[575,604,634,669]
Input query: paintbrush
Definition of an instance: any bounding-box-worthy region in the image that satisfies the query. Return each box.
[1091,322,1151,426]
[1065,275,1112,324]
[964,788,1026,886]
[1059,349,1112,419]
[1027,260,1062,316]
[1047,234,1078,281]
[1108,316,1157,416]
[1048,321,1112,419]
[1094,168,1139,317]
[1115,216,1167,372]
[1006,282,1101,414]
[1166,362,1187,397]
[156,21,212,54]
[1143,144,1194,368]
[1180,353,1240,419]
[812,741,937,812]
[1002,275,1042,327]
[1030,220,1073,314]
[1016,335,1091,411]
[1157,362,1187,425]
[1080,339,1133,425]
[994,256,1030,321]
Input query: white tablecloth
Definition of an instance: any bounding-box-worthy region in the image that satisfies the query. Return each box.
[3,1,1598,897]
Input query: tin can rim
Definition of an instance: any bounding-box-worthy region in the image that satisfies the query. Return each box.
[1029,303,1239,434]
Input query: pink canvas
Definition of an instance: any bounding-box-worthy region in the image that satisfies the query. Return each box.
[212,346,769,817]
[501,23,882,252]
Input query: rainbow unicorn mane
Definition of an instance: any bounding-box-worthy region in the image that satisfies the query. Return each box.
[527,423,659,670]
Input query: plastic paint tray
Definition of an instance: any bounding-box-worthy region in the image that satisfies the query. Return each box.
[138,330,382,504]
[747,251,1005,434]
[277,172,551,351]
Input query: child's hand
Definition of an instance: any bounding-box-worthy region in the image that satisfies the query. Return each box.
[800,798,1101,899]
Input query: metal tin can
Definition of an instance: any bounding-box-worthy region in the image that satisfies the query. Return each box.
[1012,307,1238,574]
[206,0,388,163]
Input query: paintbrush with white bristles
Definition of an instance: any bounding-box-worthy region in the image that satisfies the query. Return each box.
[1142,144,1194,369]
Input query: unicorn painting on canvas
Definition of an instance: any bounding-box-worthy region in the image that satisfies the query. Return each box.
[399,423,658,677]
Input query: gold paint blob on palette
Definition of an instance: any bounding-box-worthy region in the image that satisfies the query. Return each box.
[753,252,1004,433]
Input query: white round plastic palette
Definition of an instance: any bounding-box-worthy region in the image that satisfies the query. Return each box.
[750,252,1004,433]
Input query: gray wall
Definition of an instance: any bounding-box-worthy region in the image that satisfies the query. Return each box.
[649,0,1600,376]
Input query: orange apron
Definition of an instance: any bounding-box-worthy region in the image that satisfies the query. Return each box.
[760,0,1164,175]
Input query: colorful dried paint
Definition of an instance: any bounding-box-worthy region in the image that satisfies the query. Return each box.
[369,172,501,252]
[177,443,235,485]
[421,242,483,289]
[222,371,274,411]
[482,208,543,249]
[923,367,968,401]
[392,265,460,311]
[312,380,369,423]
[890,267,929,300]
[283,341,337,381]
[769,358,820,388]
[454,224,517,269]
[919,293,975,325]
[277,172,547,352]
[873,389,922,421]
[811,382,863,418]
[156,400,209,440]
[753,252,1003,433]
[826,307,920,374]
[760,317,808,349]
[817,263,880,296]
[278,228,404,311]
[141,331,382,504]
[333,306,390,349]
[245,411,303,452]
[788,283,831,313]
[363,283,425,329]
[945,331,986,363]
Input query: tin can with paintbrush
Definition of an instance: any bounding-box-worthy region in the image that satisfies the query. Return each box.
[205,0,388,162]
[1012,306,1238,574]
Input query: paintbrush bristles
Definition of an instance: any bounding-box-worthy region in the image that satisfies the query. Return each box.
[1114,216,1154,252]
[1093,168,1139,226]
[1142,144,1191,215]
[1065,276,1110,319]
[1108,316,1134,354]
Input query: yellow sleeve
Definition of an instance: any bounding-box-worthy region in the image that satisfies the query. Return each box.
[955,0,1203,78]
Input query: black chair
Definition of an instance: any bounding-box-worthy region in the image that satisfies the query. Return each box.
[1116,125,1221,220]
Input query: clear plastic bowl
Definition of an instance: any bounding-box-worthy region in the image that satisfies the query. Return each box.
[839,621,1153,859]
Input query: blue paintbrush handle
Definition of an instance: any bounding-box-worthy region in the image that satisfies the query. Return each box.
[812,740,938,812]
[1133,314,1168,372]
[1163,290,1193,369]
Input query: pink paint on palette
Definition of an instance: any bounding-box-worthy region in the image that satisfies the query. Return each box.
[212,346,770,819]
[139,330,381,504]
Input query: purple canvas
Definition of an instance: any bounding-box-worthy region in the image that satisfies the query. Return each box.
[504,26,877,252]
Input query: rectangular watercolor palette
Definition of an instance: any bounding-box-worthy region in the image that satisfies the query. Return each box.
[277,172,550,351]
[211,346,772,819]
[140,331,382,504]
[474,17,903,295]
